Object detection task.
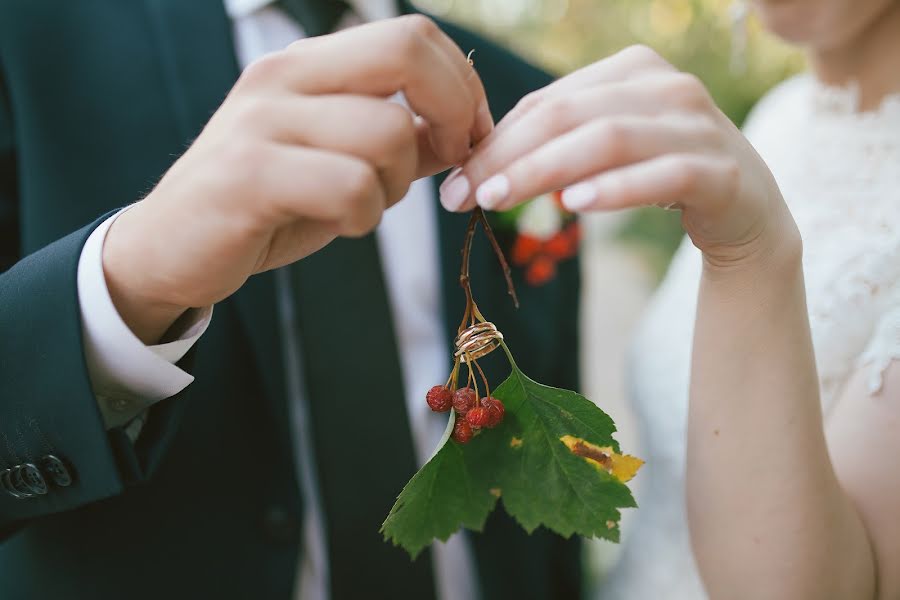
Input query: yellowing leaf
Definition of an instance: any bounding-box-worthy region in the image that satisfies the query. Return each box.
[560,435,644,483]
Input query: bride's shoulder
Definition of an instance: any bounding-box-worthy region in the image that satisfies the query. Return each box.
[740,73,811,139]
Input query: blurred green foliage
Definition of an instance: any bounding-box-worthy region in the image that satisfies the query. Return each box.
[415,0,804,273]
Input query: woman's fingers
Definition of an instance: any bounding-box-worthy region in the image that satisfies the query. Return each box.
[447,78,716,212]
[447,115,720,212]
[490,45,673,140]
[560,153,739,214]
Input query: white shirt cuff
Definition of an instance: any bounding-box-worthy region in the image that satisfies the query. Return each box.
[77,209,213,429]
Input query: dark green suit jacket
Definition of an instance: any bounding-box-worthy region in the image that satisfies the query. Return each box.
[0,1,582,598]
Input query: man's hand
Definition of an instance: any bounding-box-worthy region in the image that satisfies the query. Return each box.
[102,16,492,343]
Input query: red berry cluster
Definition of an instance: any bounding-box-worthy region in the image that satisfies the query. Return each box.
[428,207,515,445]
[511,191,581,286]
[426,385,506,444]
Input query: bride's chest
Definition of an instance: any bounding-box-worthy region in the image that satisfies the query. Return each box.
[789,194,899,405]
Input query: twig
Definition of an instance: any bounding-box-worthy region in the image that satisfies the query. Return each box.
[475,208,519,309]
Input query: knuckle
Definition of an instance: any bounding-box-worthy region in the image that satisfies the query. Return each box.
[382,104,417,144]
[666,73,713,111]
[239,51,289,87]
[694,114,721,140]
[537,96,575,130]
[403,14,439,38]
[231,96,271,130]
[394,15,437,55]
[220,141,268,189]
[342,162,380,206]
[515,91,544,115]
[671,157,700,195]
[620,44,668,69]
[719,158,741,196]
[592,119,630,160]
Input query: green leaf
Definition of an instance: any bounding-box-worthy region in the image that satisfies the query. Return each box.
[485,366,637,540]
[382,346,641,557]
[381,436,498,558]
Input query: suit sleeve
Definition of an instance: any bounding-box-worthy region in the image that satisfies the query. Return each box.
[0,66,189,538]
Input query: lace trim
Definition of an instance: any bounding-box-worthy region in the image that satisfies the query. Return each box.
[809,77,900,123]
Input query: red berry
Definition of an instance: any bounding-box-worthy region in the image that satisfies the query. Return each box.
[452,387,477,415]
[526,256,556,286]
[481,397,506,428]
[544,232,576,260]
[511,234,542,266]
[452,418,473,444]
[426,385,453,412]
[466,406,492,429]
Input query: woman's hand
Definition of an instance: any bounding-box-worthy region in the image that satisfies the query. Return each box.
[444,45,798,270]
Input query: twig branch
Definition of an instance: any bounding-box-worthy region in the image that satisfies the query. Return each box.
[475,208,519,309]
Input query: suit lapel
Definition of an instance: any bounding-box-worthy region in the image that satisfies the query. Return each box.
[144,0,288,415]
[143,0,239,139]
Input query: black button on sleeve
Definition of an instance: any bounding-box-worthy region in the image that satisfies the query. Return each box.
[19,463,48,495]
[40,454,73,487]
[9,466,35,499]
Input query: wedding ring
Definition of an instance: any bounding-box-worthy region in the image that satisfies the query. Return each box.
[455,321,503,363]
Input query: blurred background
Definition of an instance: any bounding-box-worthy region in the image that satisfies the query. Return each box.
[413,0,804,589]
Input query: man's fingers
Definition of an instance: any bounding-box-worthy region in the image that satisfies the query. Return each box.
[254,16,486,165]
[413,116,451,178]
[558,154,739,215]
[416,24,494,143]
[255,95,418,205]
[255,145,388,237]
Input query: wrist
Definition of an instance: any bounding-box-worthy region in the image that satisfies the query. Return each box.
[102,205,188,344]
[701,212,802,284]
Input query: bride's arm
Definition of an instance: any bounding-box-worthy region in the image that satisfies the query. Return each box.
[453,45,899,599]
[689,239,888,599]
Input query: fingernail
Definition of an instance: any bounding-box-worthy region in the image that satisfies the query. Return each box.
[439,168,471,212]
[476,175,510,210]
[561,182,597,211]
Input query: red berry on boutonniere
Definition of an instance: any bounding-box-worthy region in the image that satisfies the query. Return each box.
[511,234,542,265]
[508,191,580,287]
[526,255,556,286]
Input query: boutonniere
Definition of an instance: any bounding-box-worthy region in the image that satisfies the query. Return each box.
[492,191,581,286]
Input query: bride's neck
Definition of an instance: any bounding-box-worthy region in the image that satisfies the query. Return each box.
[808,2,900,111]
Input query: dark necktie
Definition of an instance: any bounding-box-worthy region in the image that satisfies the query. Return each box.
[276,0,350,37]
[290,235,437,599]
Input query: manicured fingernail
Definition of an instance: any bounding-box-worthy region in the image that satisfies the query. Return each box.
[476,175,509,210]
[561,182,597,211]
[439,168,470,212]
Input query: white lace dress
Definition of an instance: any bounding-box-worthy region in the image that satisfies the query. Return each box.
[598,75,900,599]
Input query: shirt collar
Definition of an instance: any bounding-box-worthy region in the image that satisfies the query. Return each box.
[224,0,399,23]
